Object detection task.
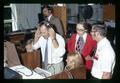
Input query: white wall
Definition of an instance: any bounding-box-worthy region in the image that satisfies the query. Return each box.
[67,4,78,16]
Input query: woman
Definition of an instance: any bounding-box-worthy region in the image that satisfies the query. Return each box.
[65,52,84,70]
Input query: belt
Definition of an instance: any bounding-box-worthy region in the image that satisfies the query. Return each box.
[42,62,54,66]
[47,64,54,66]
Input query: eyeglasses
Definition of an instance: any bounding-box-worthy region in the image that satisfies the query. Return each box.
[90,30,97,33]
[76,28,85,32]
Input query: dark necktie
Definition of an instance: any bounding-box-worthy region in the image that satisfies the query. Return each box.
[47,17,50,22]
[76,36,84,53]
[44,39,48,69]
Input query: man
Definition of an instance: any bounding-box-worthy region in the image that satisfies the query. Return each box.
[90,24,115,79]
[42,5,64,37]
[66,22,96,78]
[26,21,65,75]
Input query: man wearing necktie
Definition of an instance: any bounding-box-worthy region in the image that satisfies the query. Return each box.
[66,22,96,79]
[44,38,48,69]
[42,5,64,37]
[26,21,65,75]
[76,36,84,54]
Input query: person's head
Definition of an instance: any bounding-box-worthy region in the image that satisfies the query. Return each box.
[76,22,91,36]
[65,52,84,70]
[91,24,107,42]
[42,5,53,17]
[38,21,57,39]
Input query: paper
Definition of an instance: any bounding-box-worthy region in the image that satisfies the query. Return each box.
[10,65,45,79]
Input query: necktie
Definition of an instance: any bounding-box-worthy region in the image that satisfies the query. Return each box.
[44,39,48,69]
[93,47,97,56]
[76,36,84,53]
[47,17,50,22]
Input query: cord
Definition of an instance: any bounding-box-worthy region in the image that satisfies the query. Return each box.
[64,67,74,79]
[34,70,47,79]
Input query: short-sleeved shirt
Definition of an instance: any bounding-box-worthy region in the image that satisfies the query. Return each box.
[91,37,115,79]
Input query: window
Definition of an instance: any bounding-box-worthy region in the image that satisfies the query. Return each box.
[4,4,12,33]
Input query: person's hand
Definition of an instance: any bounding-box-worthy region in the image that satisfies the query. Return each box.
[34,28,41,39]
[85,55,92,61]
[25,44,33,52]
[48,28,56,40]
[34,27,41,44]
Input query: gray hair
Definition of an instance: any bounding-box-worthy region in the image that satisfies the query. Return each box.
[92,24,107,37]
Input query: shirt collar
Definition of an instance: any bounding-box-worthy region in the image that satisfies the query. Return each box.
[47,14,52,21]
[76,33,87,42]
[97,37,107,49]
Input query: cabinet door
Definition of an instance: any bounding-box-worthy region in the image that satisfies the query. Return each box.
[21,50,42,70]
[53,6,67,36]
[103,5,115,21]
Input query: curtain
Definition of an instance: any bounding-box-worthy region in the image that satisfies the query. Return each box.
[10,4,18,31]
[10,4,41,31]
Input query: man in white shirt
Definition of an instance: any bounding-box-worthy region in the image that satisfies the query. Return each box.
[26,21,65,75]
[90,24,115,79]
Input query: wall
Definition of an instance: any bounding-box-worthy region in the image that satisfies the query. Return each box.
[67,4,78,23]
[103,4,115,21]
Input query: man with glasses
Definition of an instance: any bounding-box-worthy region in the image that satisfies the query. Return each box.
[90,24,115,79]
[66,22,96,79]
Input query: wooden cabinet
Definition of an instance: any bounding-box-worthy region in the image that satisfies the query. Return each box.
[48,66,86,79]
[53,6,67,35]
[9,33,25,45]
[20,51,42,70]
[103,5,115,21]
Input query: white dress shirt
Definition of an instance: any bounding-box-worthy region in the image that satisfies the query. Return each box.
[47,14,52,21]
[32,33,66,64]
[91,37,115,79]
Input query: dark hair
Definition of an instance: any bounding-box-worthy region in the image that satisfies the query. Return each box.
[38,21,58,33]
[48,23,58,34]
[92,24,107,37]
[43,5,53,13]
[83,22,92,33]
[38,21,49,28]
